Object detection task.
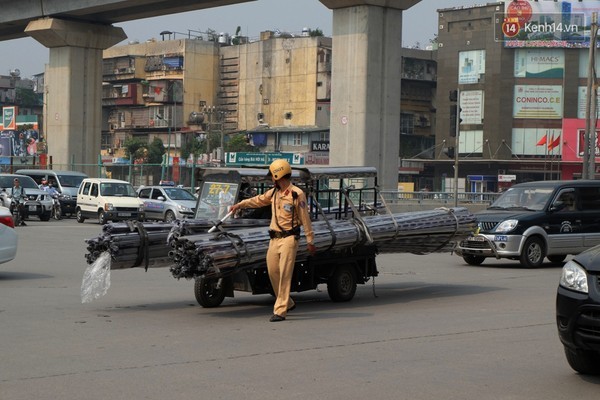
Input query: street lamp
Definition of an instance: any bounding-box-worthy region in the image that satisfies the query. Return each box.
[155,114,171,181]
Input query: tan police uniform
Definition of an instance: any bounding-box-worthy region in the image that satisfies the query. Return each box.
[235,184,314,317]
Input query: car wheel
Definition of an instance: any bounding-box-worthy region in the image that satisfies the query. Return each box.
[519,236,545,268]
[463,255,485,266]
[98,210,108,225]
[327,264,357,302]
[547,255,566,264]
[194,277,228,308]
[564,347,600,375]
[76,208,85,223]
[164,210,176,223]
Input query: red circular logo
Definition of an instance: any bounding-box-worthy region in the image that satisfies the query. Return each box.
[502,19,520,38]
[506,0,533,26]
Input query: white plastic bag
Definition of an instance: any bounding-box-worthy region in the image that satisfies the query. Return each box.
[81,252,112,303]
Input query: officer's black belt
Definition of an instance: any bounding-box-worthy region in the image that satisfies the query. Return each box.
[269,228,300,239]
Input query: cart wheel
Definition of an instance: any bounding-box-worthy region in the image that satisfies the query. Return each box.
[195,277,227,308]
[327,264,357,302]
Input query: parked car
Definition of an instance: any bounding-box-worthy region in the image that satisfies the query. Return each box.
[0,205,17,265]
[16,169,88,217]
[0,174,53,221]
[137,185,196,222]
[556,244,600,375]
[76,178,145,224]
[456,180,600,267]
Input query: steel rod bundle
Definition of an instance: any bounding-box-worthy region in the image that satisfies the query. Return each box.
[84,218,272,270]
[168,207,476,280]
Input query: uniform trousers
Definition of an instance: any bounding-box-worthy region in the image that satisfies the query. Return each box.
[266,235,298,317]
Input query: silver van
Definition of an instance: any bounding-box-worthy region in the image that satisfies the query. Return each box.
[16,169,88,217]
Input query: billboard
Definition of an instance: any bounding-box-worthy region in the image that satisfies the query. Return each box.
[458,50,486,84]
[513,85,563,119]
[514,49,565,78]
[498,0,599,48]
[459,90,484,125]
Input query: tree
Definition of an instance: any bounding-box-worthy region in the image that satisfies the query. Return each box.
[123,137,147,160]
[227,133,256,152]
[309,28,324,37]
[147,137,165,164]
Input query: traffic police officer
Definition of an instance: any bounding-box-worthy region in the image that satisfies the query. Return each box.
[230,159,316,322]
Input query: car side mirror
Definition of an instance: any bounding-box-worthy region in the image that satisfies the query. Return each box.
[550,202,565,212]
[157,196,166,201]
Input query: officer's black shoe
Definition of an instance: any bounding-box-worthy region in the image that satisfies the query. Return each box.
[20,221,26,226]
[287,304,296,312]
[269,314,285,322]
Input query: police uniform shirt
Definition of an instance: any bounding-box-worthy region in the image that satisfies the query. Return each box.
[237,184,314,245]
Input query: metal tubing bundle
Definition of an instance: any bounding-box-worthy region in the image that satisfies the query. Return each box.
[84,221,177,270]
[84,218,272,270]
[169,207,476,280]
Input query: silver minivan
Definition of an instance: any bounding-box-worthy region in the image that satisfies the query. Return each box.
[16,169,88,217]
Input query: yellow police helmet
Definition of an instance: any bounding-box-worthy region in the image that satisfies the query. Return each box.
[268,159,292,180]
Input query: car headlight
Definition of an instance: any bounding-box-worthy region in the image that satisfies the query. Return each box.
[104,203,115,211]
[177,204,191,212]
[559,260,588,294]
[495,219,518,233]
[138,205,145,212]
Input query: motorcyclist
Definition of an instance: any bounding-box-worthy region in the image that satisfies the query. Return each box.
[11,178,27,226]
[42,181,61,219]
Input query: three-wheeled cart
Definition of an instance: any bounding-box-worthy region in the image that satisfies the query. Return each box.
[191,165,381,307]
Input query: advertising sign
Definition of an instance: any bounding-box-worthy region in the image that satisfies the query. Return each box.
[513,85,563,119]
[514,49,564,78]
[226,152,304,166]
[498,0,599,48]
[459,90,484,125]
[577,86,600,119]
[577,129,600,158]
[2,106,17,130]
[458,50,486,84]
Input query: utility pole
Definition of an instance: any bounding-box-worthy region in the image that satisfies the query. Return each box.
[584,12,598,180]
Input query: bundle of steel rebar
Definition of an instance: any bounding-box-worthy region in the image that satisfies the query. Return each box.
[168,207,476,279]
[84,218,272,270]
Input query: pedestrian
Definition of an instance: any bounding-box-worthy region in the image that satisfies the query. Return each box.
[230,159,316,322]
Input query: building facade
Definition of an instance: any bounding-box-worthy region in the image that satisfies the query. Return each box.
[427,1,600,193]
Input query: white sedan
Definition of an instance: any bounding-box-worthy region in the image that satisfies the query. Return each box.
[0,205,17,265]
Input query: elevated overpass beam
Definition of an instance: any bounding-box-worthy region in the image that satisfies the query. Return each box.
[25,18,126,174]
[320,0,420,191]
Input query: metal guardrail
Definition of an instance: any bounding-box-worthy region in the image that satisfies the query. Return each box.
[379,190,502,205]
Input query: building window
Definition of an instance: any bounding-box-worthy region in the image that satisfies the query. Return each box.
[400,113,414,135]
[319,132,329,141]
[293,133,302,146]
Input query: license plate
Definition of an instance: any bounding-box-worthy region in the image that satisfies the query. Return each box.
[468,236,485,242]
[118,212,131,217]
[494,235,508,242]
[28,205,37,212]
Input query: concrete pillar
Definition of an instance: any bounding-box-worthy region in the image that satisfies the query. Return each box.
[25,18,126,175]
[320,0,420,191]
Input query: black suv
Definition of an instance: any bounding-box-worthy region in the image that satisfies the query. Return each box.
[456,180,600,268]
[556,245,600,374]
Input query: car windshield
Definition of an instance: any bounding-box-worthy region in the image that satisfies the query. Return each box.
[57,174,86,188]
[0,175,39,189]
[163,188,195,201]
[100,182,136,197]
[489,187,554,211]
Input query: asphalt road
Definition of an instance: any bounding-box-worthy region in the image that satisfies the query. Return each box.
[1,217,599,399]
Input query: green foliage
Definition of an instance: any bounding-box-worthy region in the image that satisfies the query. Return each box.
[147,137,165,164]
[15,88,41,107]
[309,28,324,37]
[123,137,147,160]
[227,133,256,152]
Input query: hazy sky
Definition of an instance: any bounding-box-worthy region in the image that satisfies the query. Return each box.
[0,0,485,78]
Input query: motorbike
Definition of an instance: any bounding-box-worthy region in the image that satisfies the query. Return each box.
[50,193,62,220]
